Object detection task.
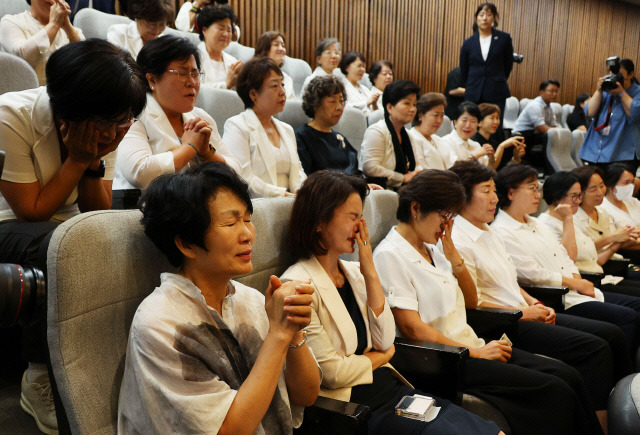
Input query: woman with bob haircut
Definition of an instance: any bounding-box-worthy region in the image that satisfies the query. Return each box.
[254,31,296,99]
[359,80,425,189]
[223,57,306,198]
[114,35,235,191]
[491,164,640,354]
[301,37,341,94]
[119,162,320,434]
[107,0,174,59]
[0,38,146,434]
[450,161,629,426]
[196,4,243,90]
[601,163,640,229]
[408,92,453,170]
[369,60,393,107]
[338,51,379,116]
[567,93,591,132]
[282,170,503,435]
[373,169,603,435]
[0,0,84,85]
[472,103,525,169]
[441,102,495,167]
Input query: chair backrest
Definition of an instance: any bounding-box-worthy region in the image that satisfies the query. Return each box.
[570,129,586,167]
[0,52,38,94]
[519,98,531,115]
[367,110,384,126]
[194,87,244,136]
[280,56,312,98]
[436,115,454,137]
[224,41,255,62]
[503,96,519,130]
[74,8,131,40]
[335,107,368,152]
[562,104,573,129]
[164,27,201,47]
[550,102,562,127]
[0,0,28,22]
[274,99,311,132]
[546,128,576,171]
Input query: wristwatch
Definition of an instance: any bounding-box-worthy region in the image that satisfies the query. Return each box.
[83,160,106,178]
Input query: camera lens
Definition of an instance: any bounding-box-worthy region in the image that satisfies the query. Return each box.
[0,264,46,327]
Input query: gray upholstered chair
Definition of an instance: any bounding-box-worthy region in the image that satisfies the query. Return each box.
[570,129,586,167]
[609,373,640,435]
[562,104,574,130]
[281,56,312,98]
[0,52,38,94]
[194,87,244,136]
[73,7,130,40]
[275,99,311,132]
[366,110,383,126]
[224,41,255,62]
[550,102,563,127]
[546,128,577,171]
[518,97,531,115]
[502,96,519,131]
[0,0,29,22]
[334,107,367,152]
[436,115,454,137]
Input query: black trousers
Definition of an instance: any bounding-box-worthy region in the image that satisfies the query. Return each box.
[515,319,613,409]
[464,348,603,435]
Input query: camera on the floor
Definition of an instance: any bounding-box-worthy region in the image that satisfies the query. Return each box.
[0,263,46,327]
[602,56,624,92]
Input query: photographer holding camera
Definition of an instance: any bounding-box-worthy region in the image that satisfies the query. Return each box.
[579,58,640,170]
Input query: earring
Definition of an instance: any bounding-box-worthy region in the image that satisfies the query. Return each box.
[413,215,417,220]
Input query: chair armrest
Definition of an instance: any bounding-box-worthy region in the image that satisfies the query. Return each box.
[580,271,604,287]
[390,337,468,404]
[295,396,371,434]
[466,307,522,344]
[520,284,568,313]
[603,258,630,278]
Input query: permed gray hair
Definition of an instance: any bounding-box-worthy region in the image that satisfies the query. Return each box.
[301,75,347,119]
[314,37,341,59]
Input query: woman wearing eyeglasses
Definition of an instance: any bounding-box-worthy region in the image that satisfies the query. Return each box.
[301,38,342,95]
[114,35,236,191]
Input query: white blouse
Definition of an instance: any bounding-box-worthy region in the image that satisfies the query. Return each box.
[107,21,167,59]
[0,11,84,85]
[440,130,489,166]
[573,206,619,253]
[373,227,485,348]
[601,197,640,229]
[198,42,239,89]
[407,128,452,170]
[343,78,376,116]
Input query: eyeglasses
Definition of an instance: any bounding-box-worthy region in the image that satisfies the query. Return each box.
[138,20,166,31]
[565,192,583,201]
[93,113,136,131]
[322,50,341,57]
[166,69,204,82]
[517,184,542,194]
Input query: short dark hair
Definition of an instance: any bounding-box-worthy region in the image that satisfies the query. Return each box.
[397,170,466,222]
[46,39,147,121]
[454,101,482,121]
[414,92,447,125]
[540,79,560,91]
[302,75,346,119]
[495,164,538,209]
[140,162,252,268]
[137,35,201,93]
[288,171,369,260]
[542,171,580,205]
[314,38,340,59]
[573,93,591,112]
[449,160,497,204]
[255,31,286,60]
[620,58,635,74]
[196,4,237,41]
[478,102,501,119]
[382,80,420,116]
[369,60,393,84]
[603,163,634,189]
[571,166,605,191]
[473,2,499,31]
[236,57,283,109]
[128,0,174,22]
[338,51,365,75]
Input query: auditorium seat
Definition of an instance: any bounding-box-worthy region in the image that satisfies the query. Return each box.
[502,96,519,132]
[546,128,576,171]
[366,109,383,126]
[562,104,574,130]
[518,98,531,115]
[334,107,367,152]
[73,7,130,40]
[194,87,244,136]
[550,102,563,127]
[570,129,586,167]
[0,52,38,94]
[0,0,29,23]
[280,56,313,98]
[436,115,453,137]
[275,99,311,132]
[224,41,255,62]
[608,373,640,435]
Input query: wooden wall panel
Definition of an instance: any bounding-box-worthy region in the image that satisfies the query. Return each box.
[173,0,640,104]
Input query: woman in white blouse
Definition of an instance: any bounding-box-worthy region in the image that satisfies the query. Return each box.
[368,60,393,109]
[114,35,234,191]
[254,31,296,100]
[195,4,243,90]
[441,102,494,167]
[282,170,502,435]
[602,163,640,228]
[0,0,83,85]
[301,38,341,94]
[372,169,602,435]
[107,0,173,59]
[408,93,454,170]
[223,57,306,198]
[338,51,379,116]
[359,80,424,189]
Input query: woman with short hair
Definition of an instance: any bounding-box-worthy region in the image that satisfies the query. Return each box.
[601,163,640,229]
[473,103,525,169]
[369,60,393,107]
[107,0,174,59]
[196,4,243,90]
[408,93,452,170]
[223,57,306,198]
[119,162,320,434]
[254,31,295,99]
[114,35,235,191]
[441,102,495,167]
[301,37,341,93]
[339,51,379,116]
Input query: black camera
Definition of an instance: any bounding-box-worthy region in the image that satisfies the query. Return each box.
[513,53,524,64]
[602,56,624,92]
[0,264,46,327]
